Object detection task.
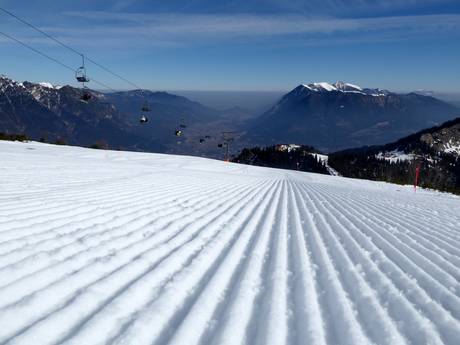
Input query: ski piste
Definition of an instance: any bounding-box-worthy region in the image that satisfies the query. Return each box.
[1,140,459,345]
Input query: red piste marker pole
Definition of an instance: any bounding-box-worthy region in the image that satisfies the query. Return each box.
[414,165,420,192]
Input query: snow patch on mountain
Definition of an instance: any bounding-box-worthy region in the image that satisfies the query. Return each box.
[301,81,389,96]
[39,82,55,89]
[443,140,460,155]
[376,150,416,163]
[309,152,340,175]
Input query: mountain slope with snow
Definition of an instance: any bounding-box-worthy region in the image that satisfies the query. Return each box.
[0,141,459,345]
[329,117,460,194]
[301,81,388,96]
[248,82,460,152]
[0,75,220,154]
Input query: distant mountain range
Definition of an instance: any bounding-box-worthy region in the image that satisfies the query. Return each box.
[2,76,460,158]
[231,116,460,194]
[0,76,223,152]
[104,89,222,152]
[248,81,460,152]
[0,76,151,150]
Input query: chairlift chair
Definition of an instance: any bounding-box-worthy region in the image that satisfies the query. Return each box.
[75,67,90,83]
[75,55,91,102]
[75,55,90,84]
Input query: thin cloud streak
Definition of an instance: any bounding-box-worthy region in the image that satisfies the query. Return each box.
[54,12,460,44]
[63,11,460,36]
[3,12,460,49]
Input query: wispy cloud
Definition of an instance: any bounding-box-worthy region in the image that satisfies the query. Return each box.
[3,11,460,49]
[266,0,457,15]
[55,12,460,45]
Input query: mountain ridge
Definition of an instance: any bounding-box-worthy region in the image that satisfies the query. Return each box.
[0,75,224,152]
[248,82,460,152]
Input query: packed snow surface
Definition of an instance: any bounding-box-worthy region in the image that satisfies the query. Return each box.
[1,141,460,345]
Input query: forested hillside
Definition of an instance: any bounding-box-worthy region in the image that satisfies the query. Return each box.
[233,145,330,175]
[329,117,460,194]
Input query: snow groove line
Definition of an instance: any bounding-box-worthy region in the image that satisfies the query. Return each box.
[290,182,373,345]
[158,180,282,345]
[253,180,290,345]
[0,171,173,216]
[318,182,460,236]
[323,188,460,280]
[331,188,460,265]
[0,178,273,344]
[0,169,236,220]
[304,176,460,238]
[319,184,460,245]
[301,183,460,343]
[285,181,326,345]
[106,180,280,345]
[57,180,278,345]
[0,169,176,207]
[207,179,283,345]
[0,177,243,272]
[0,177,246,284]
[308,183,460,291]
[320,183,460,254]
[373,195,460,236]
[294,182,433,343]
[0,179,267,315]
[0,174,220,238]
[307,183,460,314]
[0,181,261,308]
[293,181,408,345]
[0,180,212,261]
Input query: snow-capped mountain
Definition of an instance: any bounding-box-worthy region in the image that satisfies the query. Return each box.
[248,82,460,152]
[300,81,389,96]
[0,75,220,152]
[0,75,148,149]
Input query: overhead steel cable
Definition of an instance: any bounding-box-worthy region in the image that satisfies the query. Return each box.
[0,7,82,56]
[0,7,144,91]
[0,30,75,72]
[85,57,142,90]
[0,30,117,92]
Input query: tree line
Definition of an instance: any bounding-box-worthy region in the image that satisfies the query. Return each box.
[232,145,330,175]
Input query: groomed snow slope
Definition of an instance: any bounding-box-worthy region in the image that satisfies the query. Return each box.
[1,141,460,345]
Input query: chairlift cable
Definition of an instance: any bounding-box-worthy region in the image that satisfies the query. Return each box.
[0,30,116,92]
[0,7,144,91]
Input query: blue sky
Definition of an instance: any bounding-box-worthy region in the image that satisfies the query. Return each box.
[1,0,460,92]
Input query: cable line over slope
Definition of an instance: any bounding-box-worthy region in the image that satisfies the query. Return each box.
[0,7,144,91]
